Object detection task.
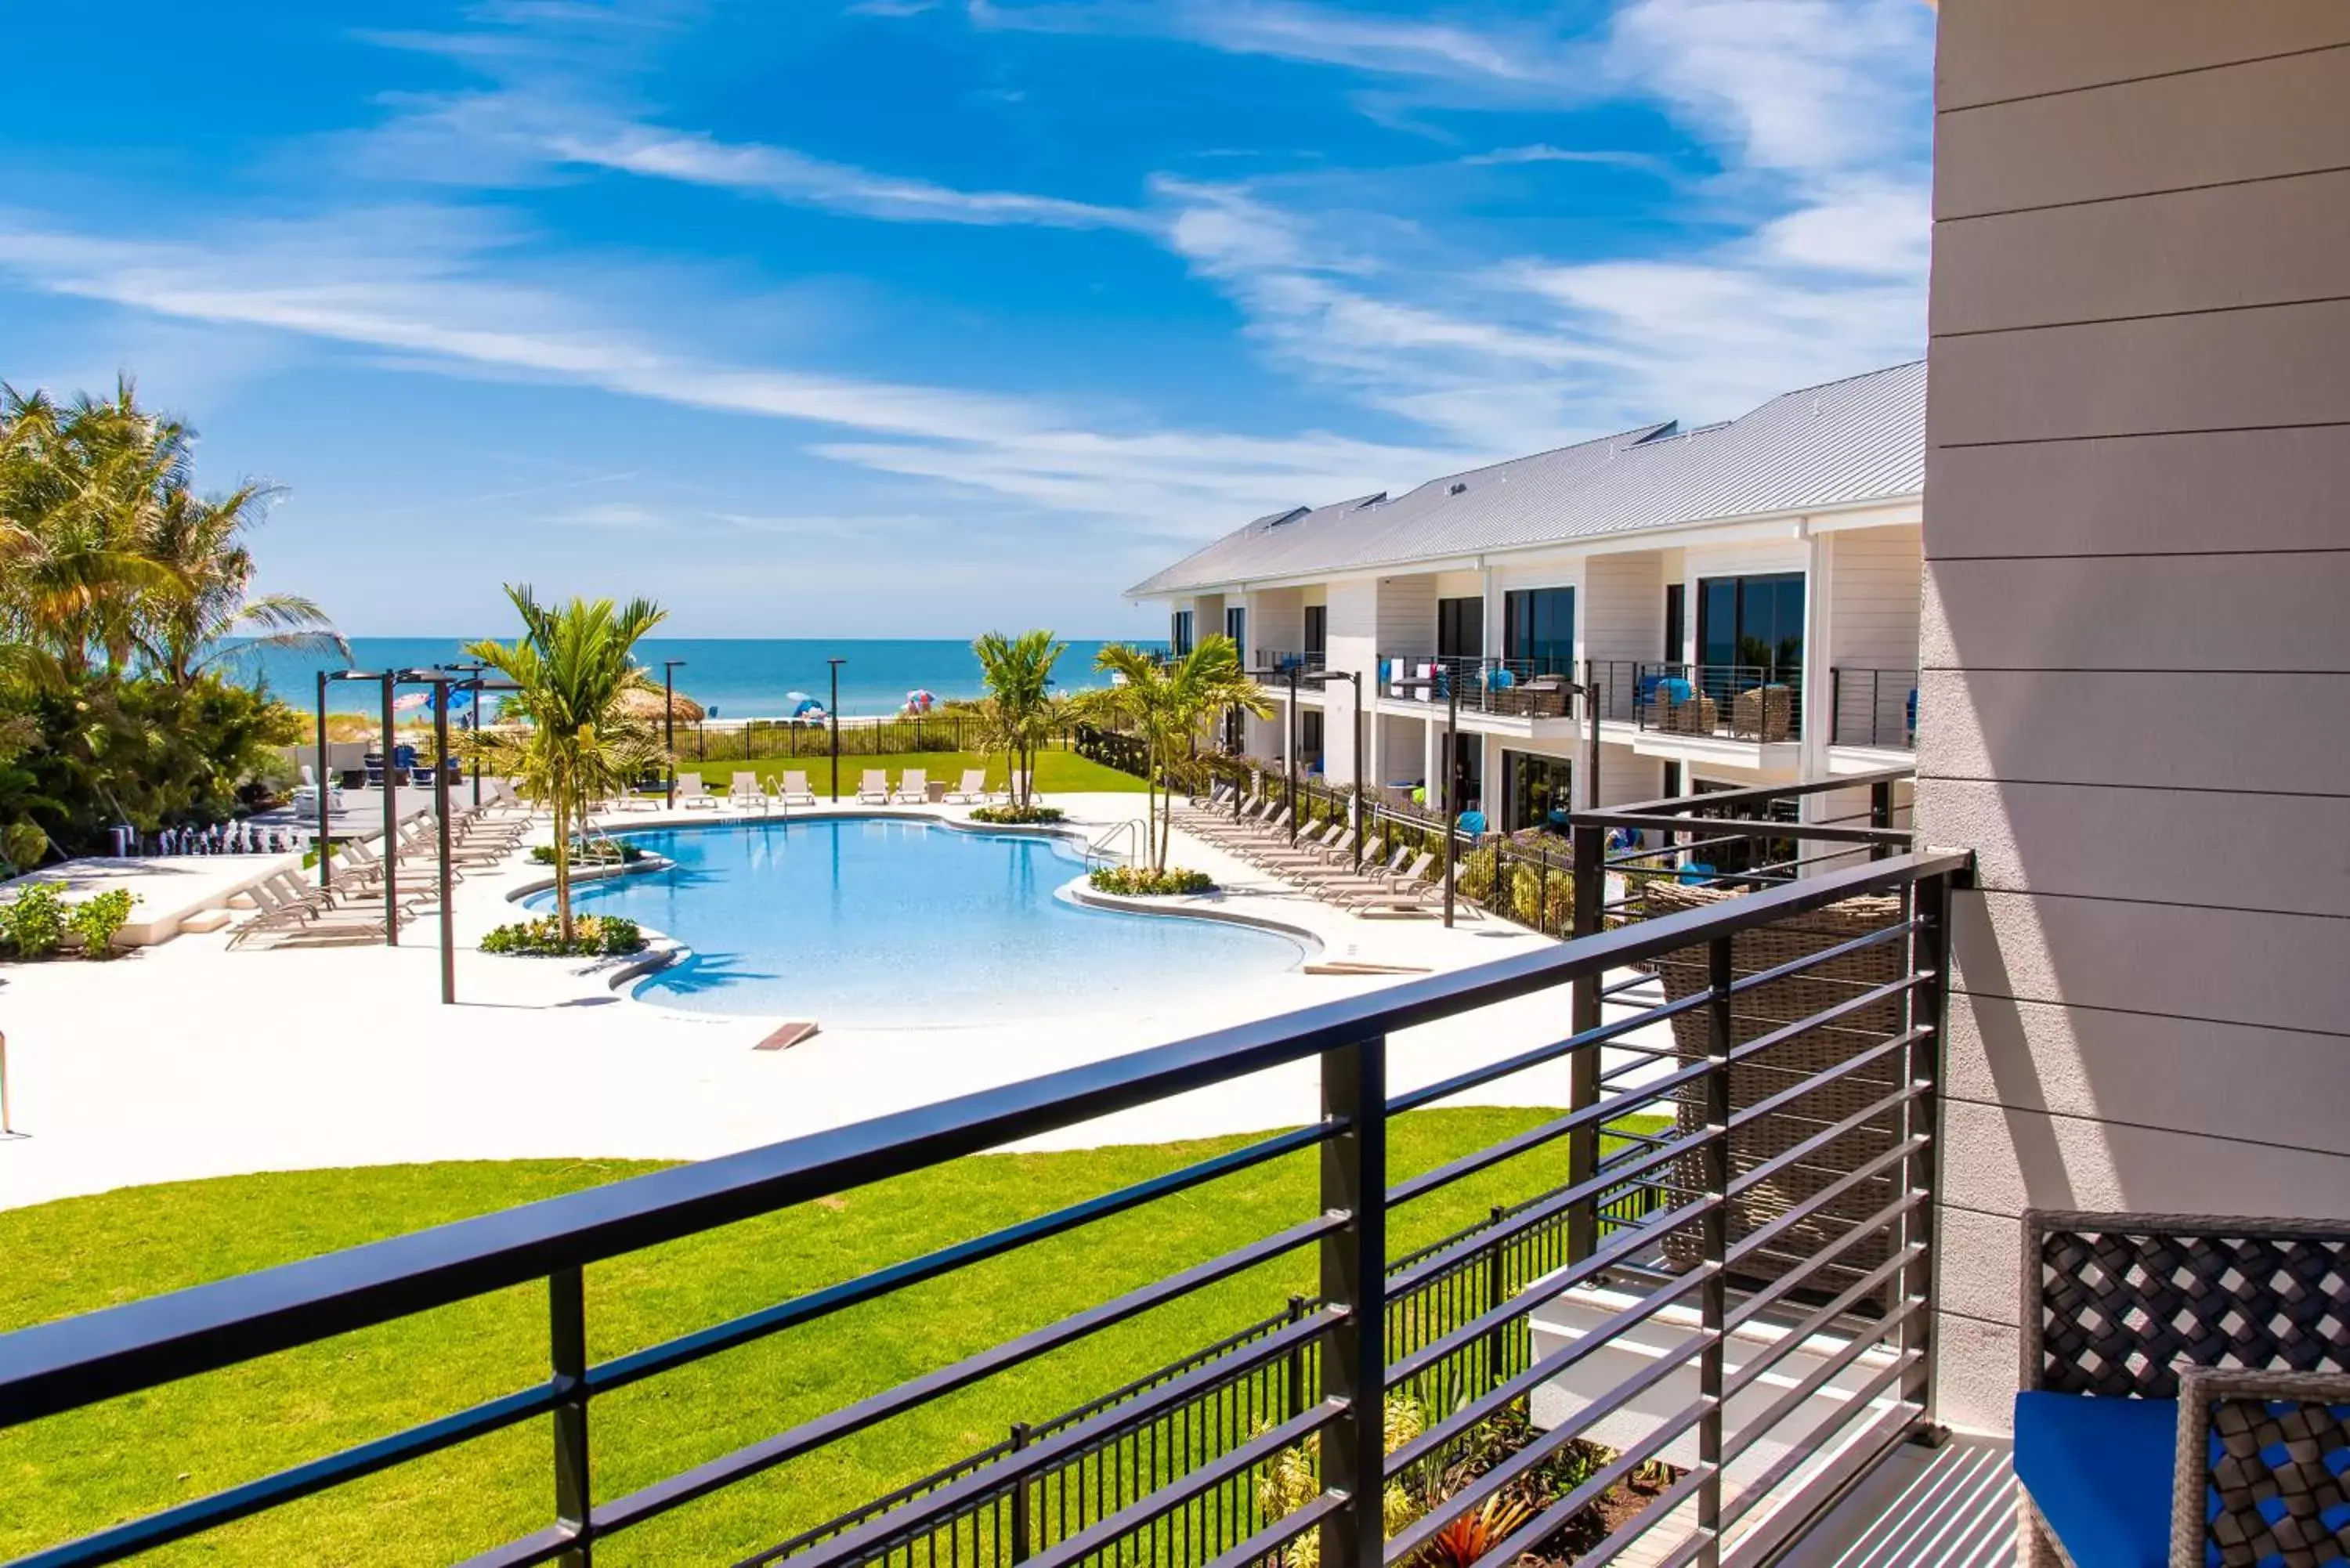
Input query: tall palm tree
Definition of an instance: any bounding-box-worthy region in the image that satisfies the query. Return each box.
[135,480,347,685]
[465,587,668,941]
[971,629,1067,811]
[1081,636,1269,871]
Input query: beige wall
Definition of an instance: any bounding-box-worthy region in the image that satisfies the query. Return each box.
[1919,0,2350,1435]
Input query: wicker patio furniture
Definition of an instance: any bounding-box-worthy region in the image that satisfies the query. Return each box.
[1662,692,1719,735]
[2016,1210,2350,1568]
[1731,683,1795,742]
[1637,879,1910,1300]
[1488,675,1571,719]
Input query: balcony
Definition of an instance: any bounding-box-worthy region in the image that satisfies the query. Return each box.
[1379,654,1578,719]
[1253,649,1326,677]
[1828,668,1918,752]
[1589,662,1805,745]
[0,845,1971,1567]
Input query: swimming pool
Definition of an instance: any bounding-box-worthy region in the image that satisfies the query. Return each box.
[537,818,1313,1025]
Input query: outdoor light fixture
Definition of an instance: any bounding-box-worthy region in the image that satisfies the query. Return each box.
[827,657,847,802]
[1246,661,1306,844]
[1309,668,1366,870]
[663,659,687,808]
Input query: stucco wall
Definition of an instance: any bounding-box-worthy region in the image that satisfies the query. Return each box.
[1918,0,2350,1435]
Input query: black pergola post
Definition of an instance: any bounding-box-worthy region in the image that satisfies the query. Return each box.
[313,670,332,887]
[1310,669,1365,871]
[431,677,455,1005]
[827,658,846,802]
[379,671,400,946]
[663,659,686,809]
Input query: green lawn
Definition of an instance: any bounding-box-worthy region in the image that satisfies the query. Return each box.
[674,750,1144,797]
[0,1109,1650,1566]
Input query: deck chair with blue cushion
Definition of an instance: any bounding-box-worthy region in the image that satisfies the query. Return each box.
[2015,1209,2350,1568]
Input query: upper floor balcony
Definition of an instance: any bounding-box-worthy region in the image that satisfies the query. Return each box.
[1379,654,1578,719]
[1589,661,1805,743]
[1826,667,1918,752]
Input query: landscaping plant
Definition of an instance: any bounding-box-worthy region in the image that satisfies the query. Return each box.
[968,804,1065,826]
[64,887,136,957]
[1076,635,1271,873]
[478,913,645,957]
[970,629,1067,814]
[0,881,67,957]
[1087,865,1212,896]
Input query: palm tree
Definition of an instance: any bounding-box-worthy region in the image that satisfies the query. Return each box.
[971,629,1067,811]
[465,587,668,941]
[1081,637,1269,871]
[135,480,347,686]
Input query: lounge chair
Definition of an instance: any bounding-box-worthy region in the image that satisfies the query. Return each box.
[291,764,345,818]
[945,768,989,804]
[893,769,929,804]
[1009,771,1039,806]
[675,773,719,810]
[858,770,891,804]
[778,771,817,806]
[728,771,766,811]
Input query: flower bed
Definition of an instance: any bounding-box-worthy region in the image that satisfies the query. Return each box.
[479,913,645,957]
[968,804,1066,826]
[529,840,646,866]
[1087,865,1213,896]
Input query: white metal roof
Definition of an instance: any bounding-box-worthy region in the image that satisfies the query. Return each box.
[1126,359,1925,598]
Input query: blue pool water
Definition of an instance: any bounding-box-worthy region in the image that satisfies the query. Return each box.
[537,818,1312,1025]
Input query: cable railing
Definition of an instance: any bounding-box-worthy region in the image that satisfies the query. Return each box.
[1376,656,1578,719]
[1828,668,1918,751]
[1582,663,1805,743]
[1253,649,1327,676]
[0,844,1966,1568]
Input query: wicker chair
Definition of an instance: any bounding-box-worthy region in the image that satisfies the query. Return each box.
[1662,692,1719,735]
[1731,683,1795,742]
[2016,1211,2350,1568]
[1637,880,1909,1299]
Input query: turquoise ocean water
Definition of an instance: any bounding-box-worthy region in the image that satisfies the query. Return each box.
[240,637,1160,718]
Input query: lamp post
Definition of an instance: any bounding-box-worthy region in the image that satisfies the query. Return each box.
[663,659,687,808]
[1311,669,1365,870]
[1394,672,1464,927]
[428,674,455,1004]
[313,669,332,887]
[379,670,400,945]
[1247,662,1304,843]
[827,657,846,802]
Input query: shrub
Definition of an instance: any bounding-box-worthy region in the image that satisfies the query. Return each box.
[2,882,68,958]
[969,805,1065,826]
[66,888,137,958]
[1089,865,1213,896]
[479,914,645,957]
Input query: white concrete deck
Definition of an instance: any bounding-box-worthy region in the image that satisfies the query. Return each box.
[0,790,1671,1212]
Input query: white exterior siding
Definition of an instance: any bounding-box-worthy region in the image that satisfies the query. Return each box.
[1825,525,1922,674]
[1583,551,1665,664]
[1375,576,1437,659]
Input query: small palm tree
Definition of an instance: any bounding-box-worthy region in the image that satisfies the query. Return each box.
[1080,636,1269,871]
[464,586,667,941]
[135,480,347,685]
[971,629,1067,811]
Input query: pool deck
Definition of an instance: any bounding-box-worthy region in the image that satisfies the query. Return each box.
[0,790,1668,1212]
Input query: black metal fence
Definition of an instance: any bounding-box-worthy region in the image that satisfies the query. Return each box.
[1828,669,1918,750]
[1070,723,1151,780]
[0,845,1965,1568]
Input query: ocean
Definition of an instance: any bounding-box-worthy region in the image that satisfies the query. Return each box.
[240,638,1161,719]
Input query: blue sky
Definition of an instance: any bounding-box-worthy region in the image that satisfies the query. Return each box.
[0,0,1933,637]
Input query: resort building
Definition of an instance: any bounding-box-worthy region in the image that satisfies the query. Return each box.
[1126,361,1926,833]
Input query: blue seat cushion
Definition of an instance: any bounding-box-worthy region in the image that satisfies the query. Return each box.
[2013,1391,2178,1568]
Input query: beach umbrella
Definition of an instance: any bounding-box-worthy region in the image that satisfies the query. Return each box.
[904,688,936,714]
[616,686,706,723]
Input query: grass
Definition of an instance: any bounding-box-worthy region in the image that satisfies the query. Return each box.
[673,749,1145,797]
[0,1108,1661,1566]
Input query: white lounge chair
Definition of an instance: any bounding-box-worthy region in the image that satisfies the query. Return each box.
[945,768,989,804]
[676,773,719,810]
[893,768,929,804]
[858,770,891,804]
[778,771,817,806]
[291,764,345,818]
[728,771,766,811]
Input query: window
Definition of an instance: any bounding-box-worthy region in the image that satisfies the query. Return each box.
[1224,605,1245,658]
[1504,750,1574,833]
[1170,610,1194,657]
[1303,604,1327,661]
[1300,709,1325,773]
[1664,583,1685,663]
[1697,573,1803,675]
[1503,587,1574,674]
[1436,596,1483,659]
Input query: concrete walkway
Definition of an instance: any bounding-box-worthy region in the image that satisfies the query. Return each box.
[0,792,1669,1211]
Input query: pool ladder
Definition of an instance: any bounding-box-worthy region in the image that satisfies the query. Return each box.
[1085,820,1141,866]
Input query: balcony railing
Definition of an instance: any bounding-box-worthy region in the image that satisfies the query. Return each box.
[1379,655,1578,718]
[0,845,1965,1568]
[1587,661,1804,743]
[1828,667,1918,750]
[1253,649,1326,677]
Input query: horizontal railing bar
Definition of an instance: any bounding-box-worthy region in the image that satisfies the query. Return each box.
[1385,1136,1712,1307]
[1624,1522,1715,1568]
[1585,765,1912,822]
[1722,1301,1920,1465]
[1386,991,1715,1118]
[1726,1077,1925,1199]
[1726,1142,1927,1272]
[748,1306,1340,1568]
[1586,814,1907,847]
[11,1382,562,1568]
[1388,1058,1715,1208]
[588,1120,1335,1396]
[1721,1243,1924,1405]
[1723,1198,1925,1339]
[1024,1399,1345,1568]
[456,1523,585,1568]
[588,1216,1344,1536]
[1722,923,1922,1003]
[1202,1491,1345,1568]
[1385,1263,1715,1474]
[0,849,1969,1426]
[1719,1358,1919,1534]
[1561,1469,1716,1568]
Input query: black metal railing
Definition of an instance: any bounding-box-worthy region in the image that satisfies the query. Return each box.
[1376,656,1578,719]
[0,845,1965,1568]
[1071,722,1151,779]
[1829,668,1918,750]
[1254,649,1326,676]
[1583,662,1805,743]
